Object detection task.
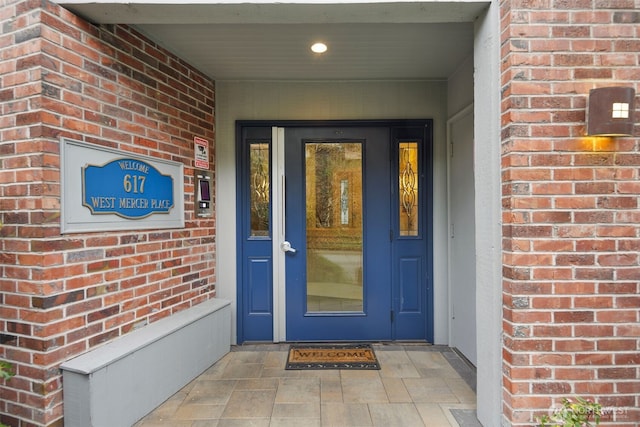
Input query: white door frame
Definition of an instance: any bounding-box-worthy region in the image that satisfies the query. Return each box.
[271,126,287,342]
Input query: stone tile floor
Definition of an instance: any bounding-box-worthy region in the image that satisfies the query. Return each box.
[134,343,479,427]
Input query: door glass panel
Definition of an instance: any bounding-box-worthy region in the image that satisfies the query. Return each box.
[399,141,419,236]
[305,142,363,312]
[249,142,270,237]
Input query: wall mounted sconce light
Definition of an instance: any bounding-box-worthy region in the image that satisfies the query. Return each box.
[587,86,636,136]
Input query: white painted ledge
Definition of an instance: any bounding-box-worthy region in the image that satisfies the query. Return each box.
[61,298,231,427]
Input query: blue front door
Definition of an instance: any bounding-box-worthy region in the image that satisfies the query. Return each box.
[237,121,432,343]
[284,127,392,341]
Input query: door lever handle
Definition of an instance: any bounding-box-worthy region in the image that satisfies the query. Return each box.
[281,241,297,253]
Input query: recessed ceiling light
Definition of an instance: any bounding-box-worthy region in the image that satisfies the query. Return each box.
[311,42,328,54]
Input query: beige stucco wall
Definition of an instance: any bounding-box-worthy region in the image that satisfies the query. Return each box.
[215,80,450,344]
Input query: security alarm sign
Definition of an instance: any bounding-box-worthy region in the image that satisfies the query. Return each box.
[194,137,209,169]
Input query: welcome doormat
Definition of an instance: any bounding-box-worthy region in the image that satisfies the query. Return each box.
[286,343,380,370]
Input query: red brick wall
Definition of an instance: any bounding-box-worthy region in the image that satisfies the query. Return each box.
[501,0,639,425]
[0,1,216,425]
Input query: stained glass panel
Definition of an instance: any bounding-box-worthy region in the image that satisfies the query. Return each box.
[399,142,419,236]
[249,142,270,237]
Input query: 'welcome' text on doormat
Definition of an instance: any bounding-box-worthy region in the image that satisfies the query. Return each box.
[286,343,380,370]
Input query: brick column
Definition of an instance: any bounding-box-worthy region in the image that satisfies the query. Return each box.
[0,1,216,425]
[500,0,639,425]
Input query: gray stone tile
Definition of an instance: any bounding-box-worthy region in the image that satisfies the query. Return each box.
[445,378,476,404]
[236,378,279,391]
[415,366,461,379]
[380,362,421,379]
[369,403,426,426]
[375,350,411,364]
[450,408,482,427]
[136,420,197,427]
[199,353,234,379]
[377,352,413,374]
[407,352,454,370]
[192,421,220,427]
[262,367,340,379]
[221,363,264,379]
[321,403,373,426]
[320,377,343,402]
[372,344,407,351]
[228,351,268,364]
[264,351,288,369]
[269,418,321,427]
[185,380,237,405]
[221,389,276,418]
[340,369,381,380]
[173,404,225,420]
[443,351,477,392]
[409,352,461,379]
[341,377,389,403]
[275,378,321,403]
[415,403,456,427]
[262,367,298,378]
[403,378,459,403]
[272,402,320,418]
[217,419,270,427]
[382,377,412,403]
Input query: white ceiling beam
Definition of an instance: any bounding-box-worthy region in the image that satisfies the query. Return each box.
[60,1,489,25]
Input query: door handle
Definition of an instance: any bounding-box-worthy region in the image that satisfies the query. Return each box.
[281,241,297,253]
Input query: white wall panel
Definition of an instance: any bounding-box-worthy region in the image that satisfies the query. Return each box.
[474,2,503,425]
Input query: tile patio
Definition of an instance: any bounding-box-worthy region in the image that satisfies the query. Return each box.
[134,344,479,427]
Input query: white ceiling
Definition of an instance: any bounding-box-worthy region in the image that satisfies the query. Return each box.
[60,1,488,81]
